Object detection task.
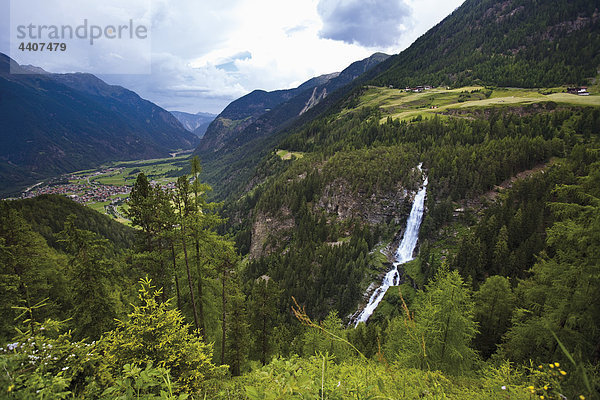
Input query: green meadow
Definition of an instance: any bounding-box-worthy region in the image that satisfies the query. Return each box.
[351,86,600,122]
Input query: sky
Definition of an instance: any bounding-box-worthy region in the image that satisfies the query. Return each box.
[0,0,465,114]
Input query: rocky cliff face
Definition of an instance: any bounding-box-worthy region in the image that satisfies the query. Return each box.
[316,179,413,225]
[249,208,295,259]
[249,180,416,259]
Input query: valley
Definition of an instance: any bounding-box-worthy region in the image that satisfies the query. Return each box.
[2,0,600,398]
[16,154,190,225]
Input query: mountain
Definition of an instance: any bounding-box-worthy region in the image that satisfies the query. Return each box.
[3,194,135,250]
[223,52,391,150]
[372,0,600,88]
[170,111,217,137]
[197,72,340,152]
[200,0,600,200]
[0,54,199,196]
[195,52,389,199]
[215,0,600,330]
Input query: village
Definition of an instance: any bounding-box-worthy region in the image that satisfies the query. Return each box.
[18,163,181,222]
[20,168,131,205]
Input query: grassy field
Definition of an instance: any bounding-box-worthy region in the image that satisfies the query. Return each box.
[76,155,190,187]
[38,154,193,225]
[353,86,600,123]
[88,200,110,214]
[276,149,305,160]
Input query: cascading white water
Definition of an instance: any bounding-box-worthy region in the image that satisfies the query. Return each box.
[353,165,428,326]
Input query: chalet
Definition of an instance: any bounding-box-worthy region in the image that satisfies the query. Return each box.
[403,85,433,93]
[567,87,590,95]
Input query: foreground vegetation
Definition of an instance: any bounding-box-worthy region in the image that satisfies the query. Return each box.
[2,102,599,397]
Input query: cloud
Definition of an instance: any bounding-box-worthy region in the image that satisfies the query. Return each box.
[0,0,464,115]
[284,24,309,36]
[216,51,252,71]
[317,0,412,47]
[98,52,248,113]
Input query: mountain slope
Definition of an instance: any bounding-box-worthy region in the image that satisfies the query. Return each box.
[195,53,389,199]
[373,0,600,88]
[170,111,217,137]
[3,194,135,250]
[198,72,339,152]
[0,54,199,196]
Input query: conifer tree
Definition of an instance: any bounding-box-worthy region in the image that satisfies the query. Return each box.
[225,282,250,376]
[57,215,120,339]
[249,276,281,365]
[473,275,515,358]
[386,268,478,374]
[100,278,222,394]
[173,175,200,333]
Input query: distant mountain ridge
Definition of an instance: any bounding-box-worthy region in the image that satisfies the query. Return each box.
[170,111,217,138]
[194,0,600,201]
[197,71,343,153]
[194,53,389,199]
[0,54,199,196]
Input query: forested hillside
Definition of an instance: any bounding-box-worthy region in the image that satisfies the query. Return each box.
[195,53,389,200]
[2,0,600,398]
[0,54,199,197]
[373,0,600,88]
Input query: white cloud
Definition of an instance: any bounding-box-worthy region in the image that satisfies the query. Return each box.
[317,0,412,47]
[0,0,466,113]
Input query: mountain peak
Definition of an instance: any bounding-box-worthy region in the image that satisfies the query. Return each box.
[0,55,199,196]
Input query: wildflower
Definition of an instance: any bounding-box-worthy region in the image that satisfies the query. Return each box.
[540,396,544,399]
[560,370,567,375]
[544,385,548,390]
[538,365,543,369]
[501,386,507,390]
[579,395,585,400]
[549,363,554,368]
[528,386,535,390]
[554,362,560,367]
[61,366,69,371]
[8,384,14,392]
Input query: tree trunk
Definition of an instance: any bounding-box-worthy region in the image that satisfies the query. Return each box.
[195,238,205,338]
[440,286,455,363]
[176,203,200,333]
[262,290,267,365]
[170,240,182,311]
[221,265,227,365]
[158,241,167,303]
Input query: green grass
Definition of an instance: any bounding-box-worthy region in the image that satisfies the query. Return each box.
[276,149,305,160]
[33,155,191,225]
[81,158,184,187]
[88,201,110,214]
[353,86,600,123]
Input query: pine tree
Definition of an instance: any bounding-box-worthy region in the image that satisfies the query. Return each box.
[225,282,250,376]
[57,215,120,339]
[173,175,201,333]
[386,268,478,374]
[249,276,281,365]
[473,275,515,359]
[0,207,65,341]
[100,278,222,394]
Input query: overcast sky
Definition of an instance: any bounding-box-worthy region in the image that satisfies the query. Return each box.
[1,0,464,114]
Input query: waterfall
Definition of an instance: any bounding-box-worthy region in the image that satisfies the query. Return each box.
[353,164,428,326]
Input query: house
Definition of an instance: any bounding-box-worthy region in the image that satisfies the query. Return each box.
[567,87,590,95]
[578,87,590,96]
